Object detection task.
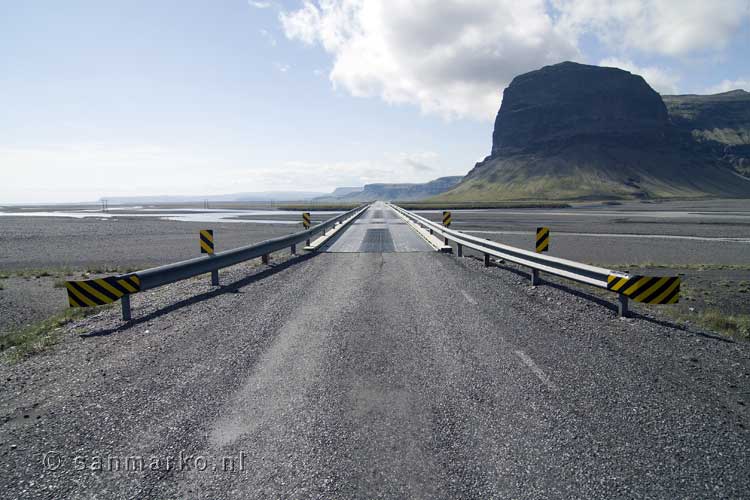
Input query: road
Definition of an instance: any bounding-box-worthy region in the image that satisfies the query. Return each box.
[1,204,748,499]
[324,201,433,253]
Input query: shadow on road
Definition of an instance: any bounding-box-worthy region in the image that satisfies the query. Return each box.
[80,252,318,338]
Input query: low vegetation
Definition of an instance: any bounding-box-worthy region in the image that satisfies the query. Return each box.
[667,308,750,341]
[394,201,571,210]
[1,305,109,362]
[278,201,574,210]
[594,262,750,272]
[1,266,142,281]
[277,203,360,211]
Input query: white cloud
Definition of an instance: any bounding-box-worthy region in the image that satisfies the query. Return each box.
[274,62,290,73]
[280,0,578,120]
[387,151,439,173]
[248,1,272,8]
[598,57,680,94]
[553,0,750,57]
[259,29,277,47]
[273,153,446,190]
[705,78,750,94]
[279,1,750,120]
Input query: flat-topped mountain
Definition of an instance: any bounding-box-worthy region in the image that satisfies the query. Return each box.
[435,62,750,201]
[491,61,670,155]
[317,176,463,202]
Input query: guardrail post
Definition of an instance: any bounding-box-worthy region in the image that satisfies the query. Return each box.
[121,294,131,321]
[262,254,270,265]
[211,269,219,286]
[531,269,539,286]
[618,294,629,318]
[291,243,296,255]
[484,253,491,267]
[457,243,463,257]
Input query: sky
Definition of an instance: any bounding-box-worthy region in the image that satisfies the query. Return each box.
[1,0,749,203]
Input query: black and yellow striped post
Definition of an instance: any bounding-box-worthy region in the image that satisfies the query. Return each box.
[607,275,681,317]
[442,211,452,245]
[200,229,214,254]
[303,212,312,246]
[200,229,219,286]
[536,227,550,253]
[442,211,452,227]
[65,274,141,321]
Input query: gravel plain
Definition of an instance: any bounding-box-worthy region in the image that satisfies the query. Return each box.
[0,219,748,498]
[0,216,303,333]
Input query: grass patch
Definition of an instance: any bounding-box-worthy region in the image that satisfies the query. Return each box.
[1,305,110,362]
[668,308,750,341]
[3,267,75,279]
[593,262,750,272]
[395,201,572,210]
[1,266,142,281]
[84,265,140,275]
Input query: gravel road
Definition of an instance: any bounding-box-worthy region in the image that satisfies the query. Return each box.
[1,205,748,499]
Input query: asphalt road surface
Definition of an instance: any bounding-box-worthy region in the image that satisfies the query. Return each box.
[324,202,433,253]
[1,204,748,499]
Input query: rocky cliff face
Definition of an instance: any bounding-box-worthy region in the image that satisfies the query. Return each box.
[492,62,670,155]
[435,62,750,201]
[663,90,750,176]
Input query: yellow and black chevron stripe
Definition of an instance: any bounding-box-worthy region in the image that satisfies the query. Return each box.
[200,229,214,254]
[442,211,452,227]
[65,275,141,308]
[302,212,311,229]
[607,275,680,304]
[536,227,550,253]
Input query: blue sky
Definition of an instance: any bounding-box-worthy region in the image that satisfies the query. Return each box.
[1,0,749,203]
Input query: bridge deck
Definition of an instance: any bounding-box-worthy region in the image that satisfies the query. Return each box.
[324,201,434,253]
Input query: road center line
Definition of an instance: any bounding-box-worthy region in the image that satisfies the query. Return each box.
[514,350,558,391]
[460,290,477,305]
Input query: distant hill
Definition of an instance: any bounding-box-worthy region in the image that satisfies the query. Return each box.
[663,90,750,176]
[104,191,327,203]
[434,62,750,201]
[330,187,364,197]
[317,176,463,202]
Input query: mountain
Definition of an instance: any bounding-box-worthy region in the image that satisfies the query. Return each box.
[317,176,463,201]
[104,191,327,203]
[330,187,364,197]
[663,90,750,176]
[434,61,750,201]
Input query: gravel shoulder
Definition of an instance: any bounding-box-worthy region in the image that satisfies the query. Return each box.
[1,248,748,499]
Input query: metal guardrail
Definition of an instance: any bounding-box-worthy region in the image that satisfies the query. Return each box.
[389,203,679,317]
[72,205,369,320]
